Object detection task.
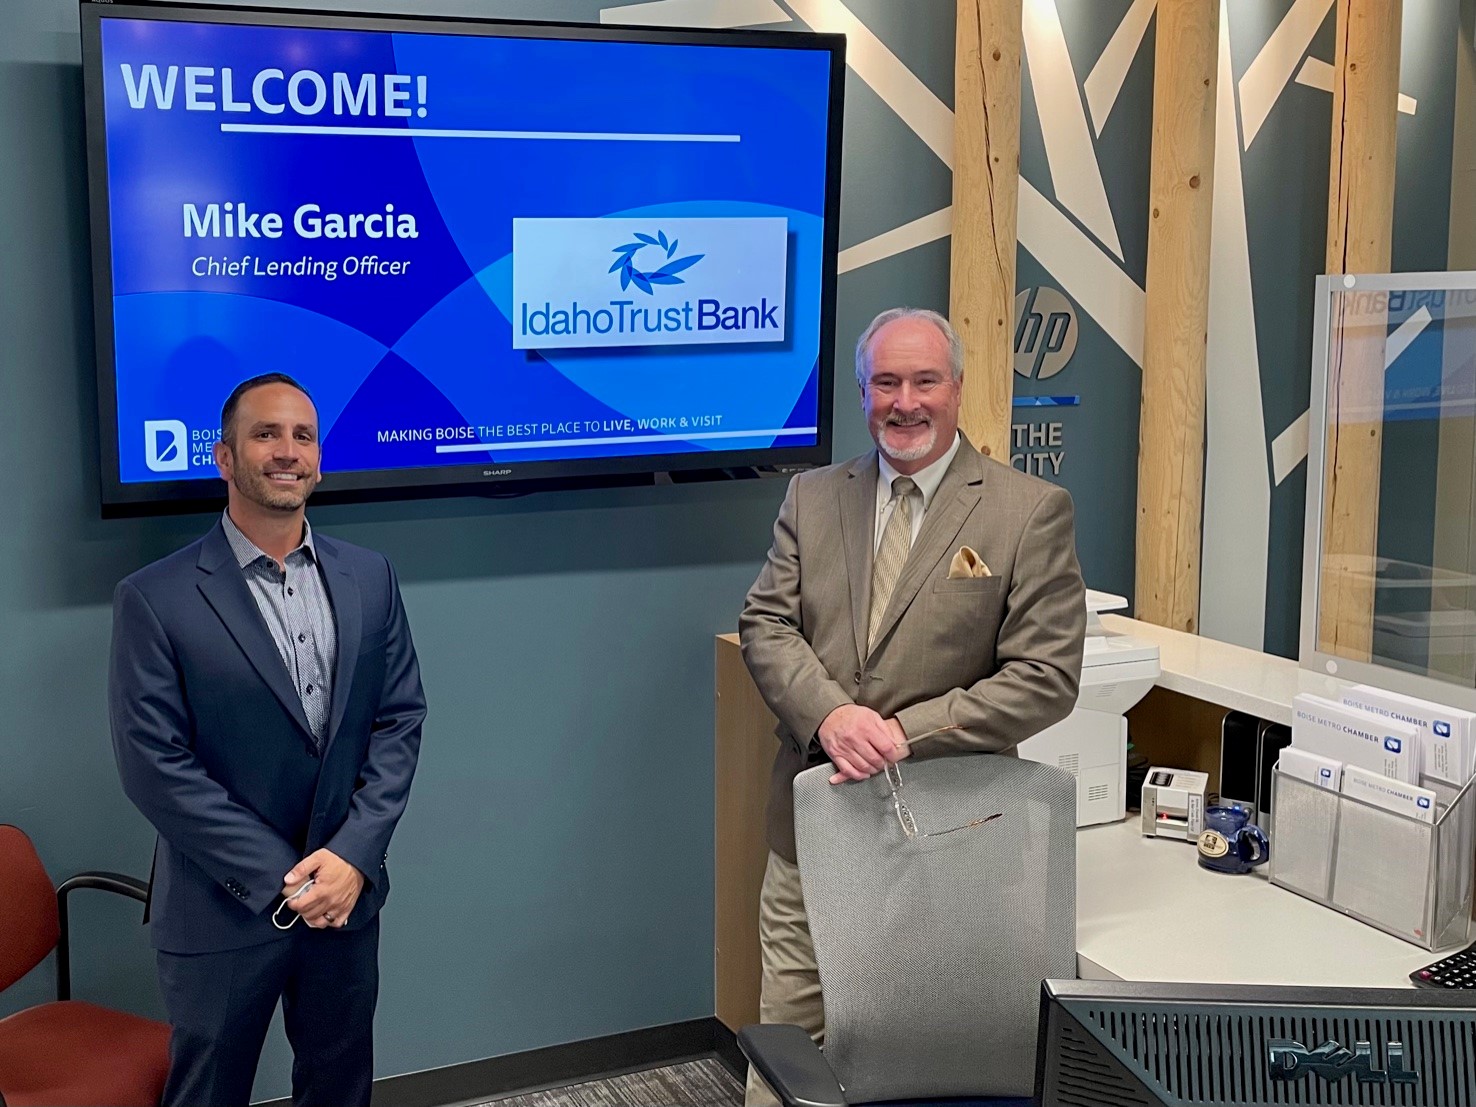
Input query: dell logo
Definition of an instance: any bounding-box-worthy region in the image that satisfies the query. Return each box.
[1269,1038,1418,1084]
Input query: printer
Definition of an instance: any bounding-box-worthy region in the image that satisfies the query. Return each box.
[1017,589,1160,827]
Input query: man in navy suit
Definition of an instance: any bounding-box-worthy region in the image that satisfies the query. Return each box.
[109,373,427,1107]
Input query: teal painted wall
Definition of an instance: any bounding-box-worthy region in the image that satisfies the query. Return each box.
[0,1,953,1100]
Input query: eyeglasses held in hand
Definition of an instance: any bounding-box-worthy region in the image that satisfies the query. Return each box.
[272,877,315,930]
[884,725,1003,839]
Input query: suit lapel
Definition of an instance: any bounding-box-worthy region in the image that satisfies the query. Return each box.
[315,536,361,754]
[866,442,986,658]
[838,452,878,666]
[196,524,315,740]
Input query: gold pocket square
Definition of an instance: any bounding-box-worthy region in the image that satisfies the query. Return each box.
[948,546,991,579]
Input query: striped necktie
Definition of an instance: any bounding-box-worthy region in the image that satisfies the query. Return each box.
[868,475,918,651]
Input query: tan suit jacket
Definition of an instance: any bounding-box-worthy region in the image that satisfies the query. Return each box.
[739,436,1086,862]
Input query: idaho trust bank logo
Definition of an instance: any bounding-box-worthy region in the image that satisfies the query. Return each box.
[609,230,703,295]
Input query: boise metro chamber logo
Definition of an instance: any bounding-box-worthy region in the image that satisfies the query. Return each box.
[609,230,703,294]
[144,419,189,472]
[512,216,787,351]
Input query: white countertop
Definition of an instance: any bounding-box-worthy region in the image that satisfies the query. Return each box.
[1098,613,1349,725]
[1076,819,1434,988]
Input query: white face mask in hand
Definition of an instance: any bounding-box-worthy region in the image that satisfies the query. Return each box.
[271,877,315,930]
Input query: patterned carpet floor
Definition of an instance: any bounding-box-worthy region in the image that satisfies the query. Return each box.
[476,1058,744,1107]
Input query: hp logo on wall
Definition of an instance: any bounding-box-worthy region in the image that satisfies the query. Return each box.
[1013,287,1079,381]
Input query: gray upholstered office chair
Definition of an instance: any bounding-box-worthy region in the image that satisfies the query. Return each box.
[741,754,1077,1107]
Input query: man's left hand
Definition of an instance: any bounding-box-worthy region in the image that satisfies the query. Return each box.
[282,849,365,929]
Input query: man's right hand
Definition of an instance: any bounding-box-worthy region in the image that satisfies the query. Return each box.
[818,704,906,784]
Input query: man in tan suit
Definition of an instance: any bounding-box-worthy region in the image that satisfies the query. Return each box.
[738,307,1086,1106]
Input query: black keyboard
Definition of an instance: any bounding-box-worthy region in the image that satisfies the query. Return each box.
[1410,942,1476,988]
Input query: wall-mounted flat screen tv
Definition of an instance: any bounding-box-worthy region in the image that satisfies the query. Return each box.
[80,1,844,514]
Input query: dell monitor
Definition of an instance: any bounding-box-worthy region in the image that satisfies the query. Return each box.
[1036,978,1476,1105]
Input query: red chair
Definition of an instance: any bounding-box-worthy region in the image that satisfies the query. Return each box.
[0,825,169,1107]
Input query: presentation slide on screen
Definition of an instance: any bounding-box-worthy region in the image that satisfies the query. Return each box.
[99,18,832,482]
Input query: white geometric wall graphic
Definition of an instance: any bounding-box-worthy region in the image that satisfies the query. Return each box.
[600,0,1420,651]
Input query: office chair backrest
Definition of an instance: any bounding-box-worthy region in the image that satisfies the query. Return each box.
[793,755,1076,1103]
[0,825,61,991]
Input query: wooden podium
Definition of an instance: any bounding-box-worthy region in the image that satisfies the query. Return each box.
[714,633,777,1032]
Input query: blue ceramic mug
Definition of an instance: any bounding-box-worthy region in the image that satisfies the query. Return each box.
[1196,804,1270,874]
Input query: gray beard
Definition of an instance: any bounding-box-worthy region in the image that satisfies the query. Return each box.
[875,419,936,462]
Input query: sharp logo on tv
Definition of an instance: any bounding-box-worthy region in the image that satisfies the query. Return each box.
[511,216,787,350]
[143,419,189,472]
[1269,1037,1419,1084]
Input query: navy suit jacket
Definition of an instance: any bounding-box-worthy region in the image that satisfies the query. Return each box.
[108,521,427,954]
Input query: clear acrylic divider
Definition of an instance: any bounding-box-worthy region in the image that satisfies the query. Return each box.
[1270,764,1476,952]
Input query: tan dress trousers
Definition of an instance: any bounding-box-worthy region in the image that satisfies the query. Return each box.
[744,851,825,1107]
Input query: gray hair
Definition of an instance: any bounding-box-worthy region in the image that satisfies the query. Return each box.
[854,307,964,389]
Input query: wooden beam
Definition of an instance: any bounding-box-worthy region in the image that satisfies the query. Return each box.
[1319,0,1401,662]
[1135,1,1219,633]
[951,0,1021,463]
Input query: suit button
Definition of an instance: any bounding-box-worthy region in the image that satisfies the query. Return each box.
[853,671,862,685]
